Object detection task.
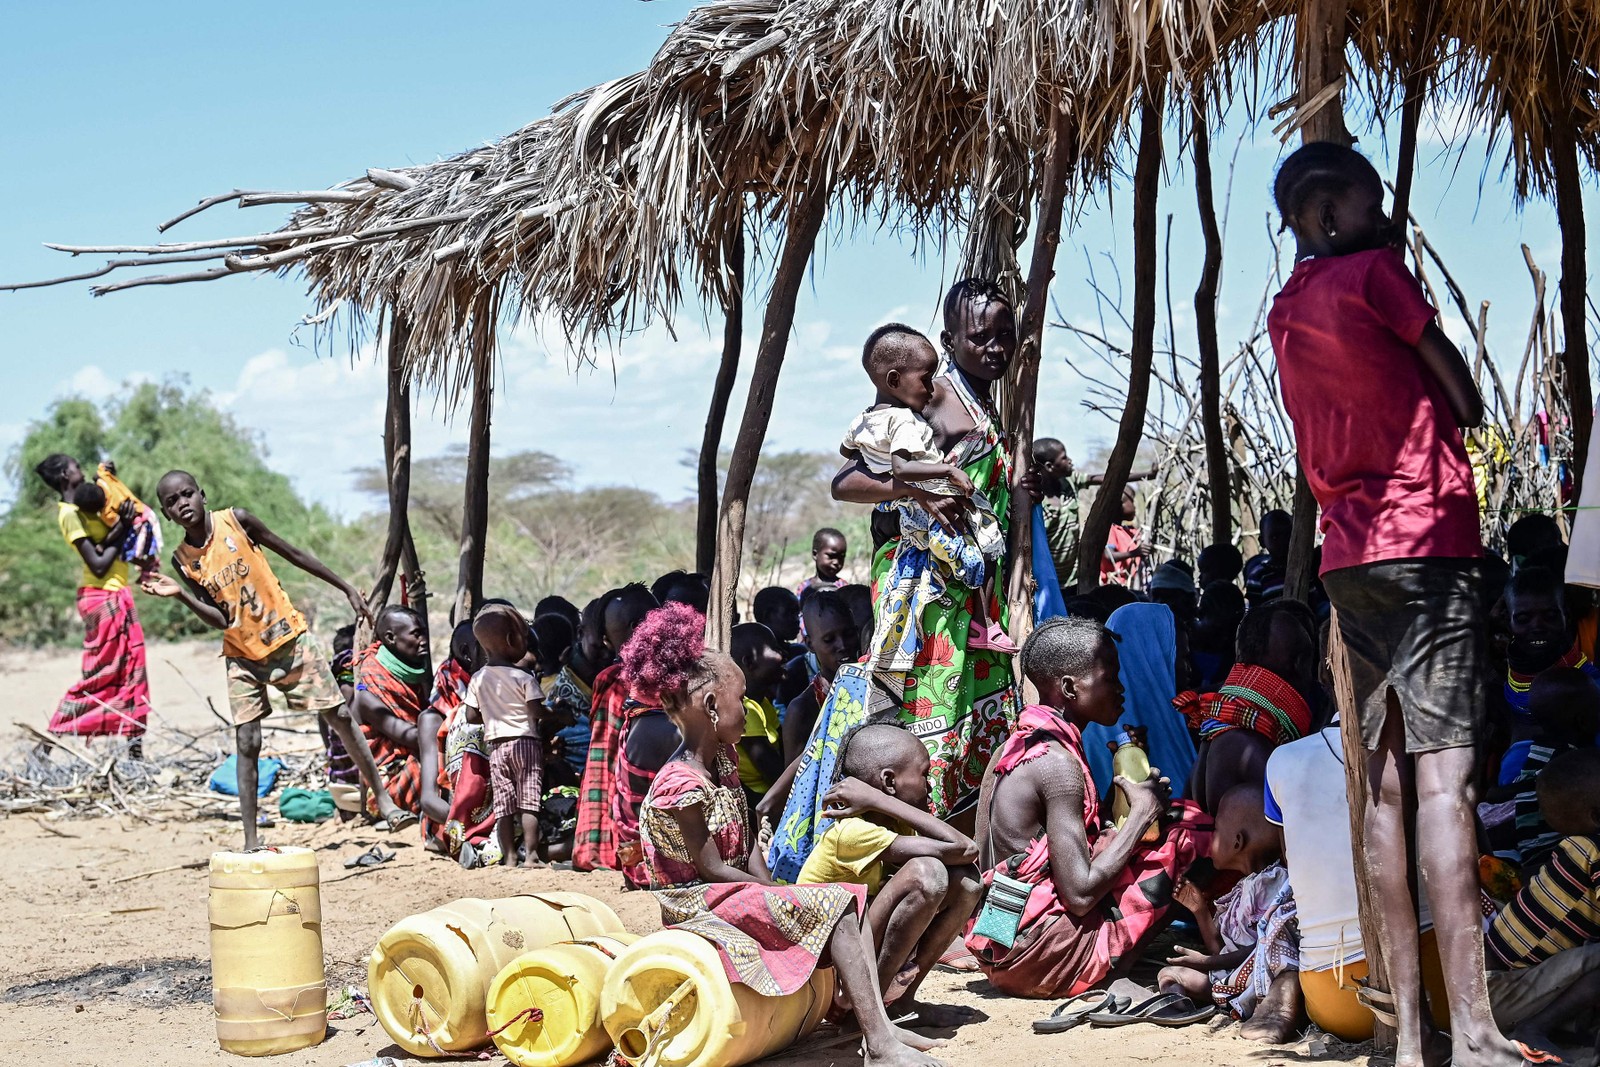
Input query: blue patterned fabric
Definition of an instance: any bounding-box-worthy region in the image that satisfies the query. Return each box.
[765,663,873,883]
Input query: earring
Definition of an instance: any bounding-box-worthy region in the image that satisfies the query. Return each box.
[706,704,720,727]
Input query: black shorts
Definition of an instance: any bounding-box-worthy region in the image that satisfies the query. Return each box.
[1322,559,1484,754]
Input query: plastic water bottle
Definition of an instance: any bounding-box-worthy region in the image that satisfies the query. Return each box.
[1109,729,1158,841]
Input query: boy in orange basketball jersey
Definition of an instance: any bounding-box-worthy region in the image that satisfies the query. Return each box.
[142,469,414,847]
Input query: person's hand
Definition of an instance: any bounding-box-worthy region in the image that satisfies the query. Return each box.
[907,485,969,535]
[822,776,886,819]
[755,789,784,823]
[1166,946,1213,970]
[755,816,774,856]
[117,499,138,525]
[345,587,375,627]
[140,574,181,598]
[616,840,643,869]
[1114,768,1170,822]
[1017,465,1042,505]
[101,459,117,475]
[1172,877,1209,915]
[946,468,976,497]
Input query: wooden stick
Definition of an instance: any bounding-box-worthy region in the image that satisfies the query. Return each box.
[366,168,417,191]
[0,250,234,291]
[1003,102,1074,637]
[1076,90,1162,592]
[1192,97,1232,547]
[236,190,373,208]
[110,859,208,884]
[1329,611,1396,1048]
[696,213,744,576]
[46,227,338,256]
[157,190,254,232]
[706,184,830,648]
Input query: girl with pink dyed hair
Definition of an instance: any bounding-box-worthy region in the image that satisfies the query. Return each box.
[621,603,947,1067]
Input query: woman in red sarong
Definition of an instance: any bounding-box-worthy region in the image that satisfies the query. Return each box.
[626,603,946,1067]
[36,453,151,742]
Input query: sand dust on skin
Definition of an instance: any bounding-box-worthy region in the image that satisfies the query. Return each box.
[2,641,1366,1067]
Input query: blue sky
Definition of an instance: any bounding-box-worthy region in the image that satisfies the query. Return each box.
[1,3,1593,516]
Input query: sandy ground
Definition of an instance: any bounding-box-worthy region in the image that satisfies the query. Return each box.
[0,641,1372,1067]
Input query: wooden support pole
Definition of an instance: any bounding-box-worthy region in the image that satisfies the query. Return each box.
[454,304,494,625]
[696,216,745,577]
[1283,0,1353,605]
[1003,105,1076,639]
[1077,91,1162,592]
[1553,119,1591,496]
[1389,0,1435,230]
[1192,102,1231,548]
[705,188,830,648]
[1291,0,1394,1049]
[369,310,415,615]
[1329,609,1394,1046]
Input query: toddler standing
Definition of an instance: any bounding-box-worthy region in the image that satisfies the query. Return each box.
[467,604,548,868]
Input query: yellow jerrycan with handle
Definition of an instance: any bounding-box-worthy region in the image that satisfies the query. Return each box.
[601,929,834,1067]
[485,933,641,1067]
[208,846,327,1056]
[368,892,623,1057]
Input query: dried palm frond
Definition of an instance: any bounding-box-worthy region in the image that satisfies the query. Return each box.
[8,0,1596,402]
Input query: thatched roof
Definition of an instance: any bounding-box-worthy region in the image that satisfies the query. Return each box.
[9,0,1598,394]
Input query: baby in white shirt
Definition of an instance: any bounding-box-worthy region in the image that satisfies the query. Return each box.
[840,325,1008,657]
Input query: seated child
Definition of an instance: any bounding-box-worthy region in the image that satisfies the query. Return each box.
[799,719,981,1021]
[1484,748,1600,1053]
[1509,667,1600,874]
[465,603,548,869]
[84,461,162,579]
[840,324,1009,670]
[1160,784,1301,1042]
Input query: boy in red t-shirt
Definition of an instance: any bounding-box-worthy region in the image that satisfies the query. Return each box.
[1268,142,1526,1067]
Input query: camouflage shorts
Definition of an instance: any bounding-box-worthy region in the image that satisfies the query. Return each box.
[226,632,343,726]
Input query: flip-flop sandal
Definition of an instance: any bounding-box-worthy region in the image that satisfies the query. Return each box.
[1086,992,1214,1028]
[1033,991,1129,1034]
[383,810,418,832]
[1516,1042,1563,1065]
[935,944,981,972]
[343,844,395,869]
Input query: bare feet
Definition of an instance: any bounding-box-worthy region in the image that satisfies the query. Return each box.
[892,1025,948,1051]
[863,1036,946,1067]
[1449,1027,1535,1067]
[1239,1007,1298,1043]
[519,858,548,870]
[1396,1029,1454,1067]
[899,1002,978,1030]
[1239,971,1302,1044]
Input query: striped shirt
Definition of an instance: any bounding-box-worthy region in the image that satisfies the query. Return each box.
[1486,834,1600,968]
[1509,743,1573,870]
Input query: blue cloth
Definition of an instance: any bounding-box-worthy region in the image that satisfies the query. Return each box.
[1496,739,1534,787]
[209,754,283,798]
[767,663,872,883]
[557,715,591,775]
[1082,603,1197,801]
[1032,503,1067,622]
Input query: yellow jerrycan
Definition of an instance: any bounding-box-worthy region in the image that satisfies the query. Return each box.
[208,846,327,1056]
[601,929,834,1067]
[486,933,642,1067]
[369,892,623,1057]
